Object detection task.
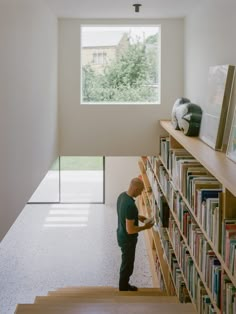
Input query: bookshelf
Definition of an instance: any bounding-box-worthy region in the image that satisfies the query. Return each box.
[138,158,190,300]
[138,120,236,314]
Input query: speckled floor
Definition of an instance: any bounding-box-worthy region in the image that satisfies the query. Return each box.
[0,204,152,314]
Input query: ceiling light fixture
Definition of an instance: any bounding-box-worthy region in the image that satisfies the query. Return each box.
[133,3,142,13]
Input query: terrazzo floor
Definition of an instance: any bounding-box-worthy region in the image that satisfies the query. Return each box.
[0,203,153,314]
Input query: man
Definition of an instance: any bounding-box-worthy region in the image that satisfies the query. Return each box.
[116,177,154,291]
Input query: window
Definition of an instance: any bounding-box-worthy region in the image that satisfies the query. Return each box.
[28,157,105,204]
[81,25,161,105]
[93,52,107,65]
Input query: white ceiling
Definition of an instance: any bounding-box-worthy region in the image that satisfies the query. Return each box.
[45,0,203,19]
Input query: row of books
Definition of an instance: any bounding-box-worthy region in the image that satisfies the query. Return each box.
[145,157,190,301]
[145,159,170,228]
[152,220,191,302]
[156,155,222,253]
[146,154,236,312]
[157,147,223,252]
[140,190,166,293]
[146,164,218,308]
[222,274,236,314]
[164,238,191,302]
[158,146,236,277]
[168,216,218,313]
[168,215,221,311]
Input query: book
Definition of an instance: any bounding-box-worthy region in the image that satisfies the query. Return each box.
[225,233,236,268]
[229,242,236,275]
[159,196,169,228]
[178,161,201,197]
[195,188,221,224]
[188,176,218,208]
[222,220,236,259]
[185,166,208,198]
[193,183,221,218]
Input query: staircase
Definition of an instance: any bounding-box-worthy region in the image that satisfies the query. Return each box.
[15,286,196,313]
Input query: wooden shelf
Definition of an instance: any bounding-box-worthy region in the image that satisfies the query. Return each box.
[138,121,236,313]
[151,228,173,296]
[160,120,236,197]
[143,191,172,295]
[149,155,220,313]
[156,120,236,313]
[139,164,174,297]
[166,229,198,313]
[168,209,221,314]
[180,192,236,287]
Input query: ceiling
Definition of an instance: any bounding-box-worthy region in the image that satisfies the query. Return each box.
[45,0,202,19]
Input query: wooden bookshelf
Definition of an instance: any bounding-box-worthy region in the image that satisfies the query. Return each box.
[154,120,236,314]
[143,155,219,312]
[160,120,236,198]
[139,165,175,296]
[166,228,198,313]
[138,158,189,299]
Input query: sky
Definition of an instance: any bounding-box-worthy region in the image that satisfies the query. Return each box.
[81,25,159,45]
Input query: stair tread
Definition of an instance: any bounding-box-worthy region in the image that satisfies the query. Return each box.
[55,287,163,293]
[35,295,178,304]
[15,302,196,314]
[15,287,196,314]
[50,287,167,296]
[48,291,167,296]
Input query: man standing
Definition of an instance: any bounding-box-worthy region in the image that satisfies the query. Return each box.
[117,177,154,291]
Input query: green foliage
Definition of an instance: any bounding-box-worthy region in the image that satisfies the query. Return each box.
[51,157,103,171]
[82,34,159,103]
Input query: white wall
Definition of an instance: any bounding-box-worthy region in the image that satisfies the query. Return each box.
[58,18,184,156]
[105,157,140,205]
[0,0,58,240]
[185,0,236,141]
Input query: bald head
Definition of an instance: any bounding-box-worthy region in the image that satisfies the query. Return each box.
[127,177,144,198]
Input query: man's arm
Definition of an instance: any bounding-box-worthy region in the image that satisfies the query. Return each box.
[126,219,154,234]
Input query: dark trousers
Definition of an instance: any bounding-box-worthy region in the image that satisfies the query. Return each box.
[118,239,137,290]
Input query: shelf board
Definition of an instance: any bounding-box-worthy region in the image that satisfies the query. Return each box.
[160,120,236,197]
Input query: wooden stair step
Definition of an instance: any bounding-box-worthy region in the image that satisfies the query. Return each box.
[15,302,196,314]
[35,295,178,304]
[55,287,164,294]
[56,286,161,292]
[48,290,167,297]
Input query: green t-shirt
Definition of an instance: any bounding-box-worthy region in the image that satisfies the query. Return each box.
[117,191,139,244]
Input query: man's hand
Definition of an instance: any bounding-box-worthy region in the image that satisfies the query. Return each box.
[145,220,155,229]
[138,215,147,223]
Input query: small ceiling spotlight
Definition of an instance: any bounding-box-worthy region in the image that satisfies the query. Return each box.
[133,3,142,13]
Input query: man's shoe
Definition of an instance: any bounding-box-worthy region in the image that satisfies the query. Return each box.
[128,284,138,291]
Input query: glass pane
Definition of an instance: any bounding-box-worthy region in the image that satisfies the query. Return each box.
[28,158,60,203]
[81,25,160,104]
[60,156,104,203]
